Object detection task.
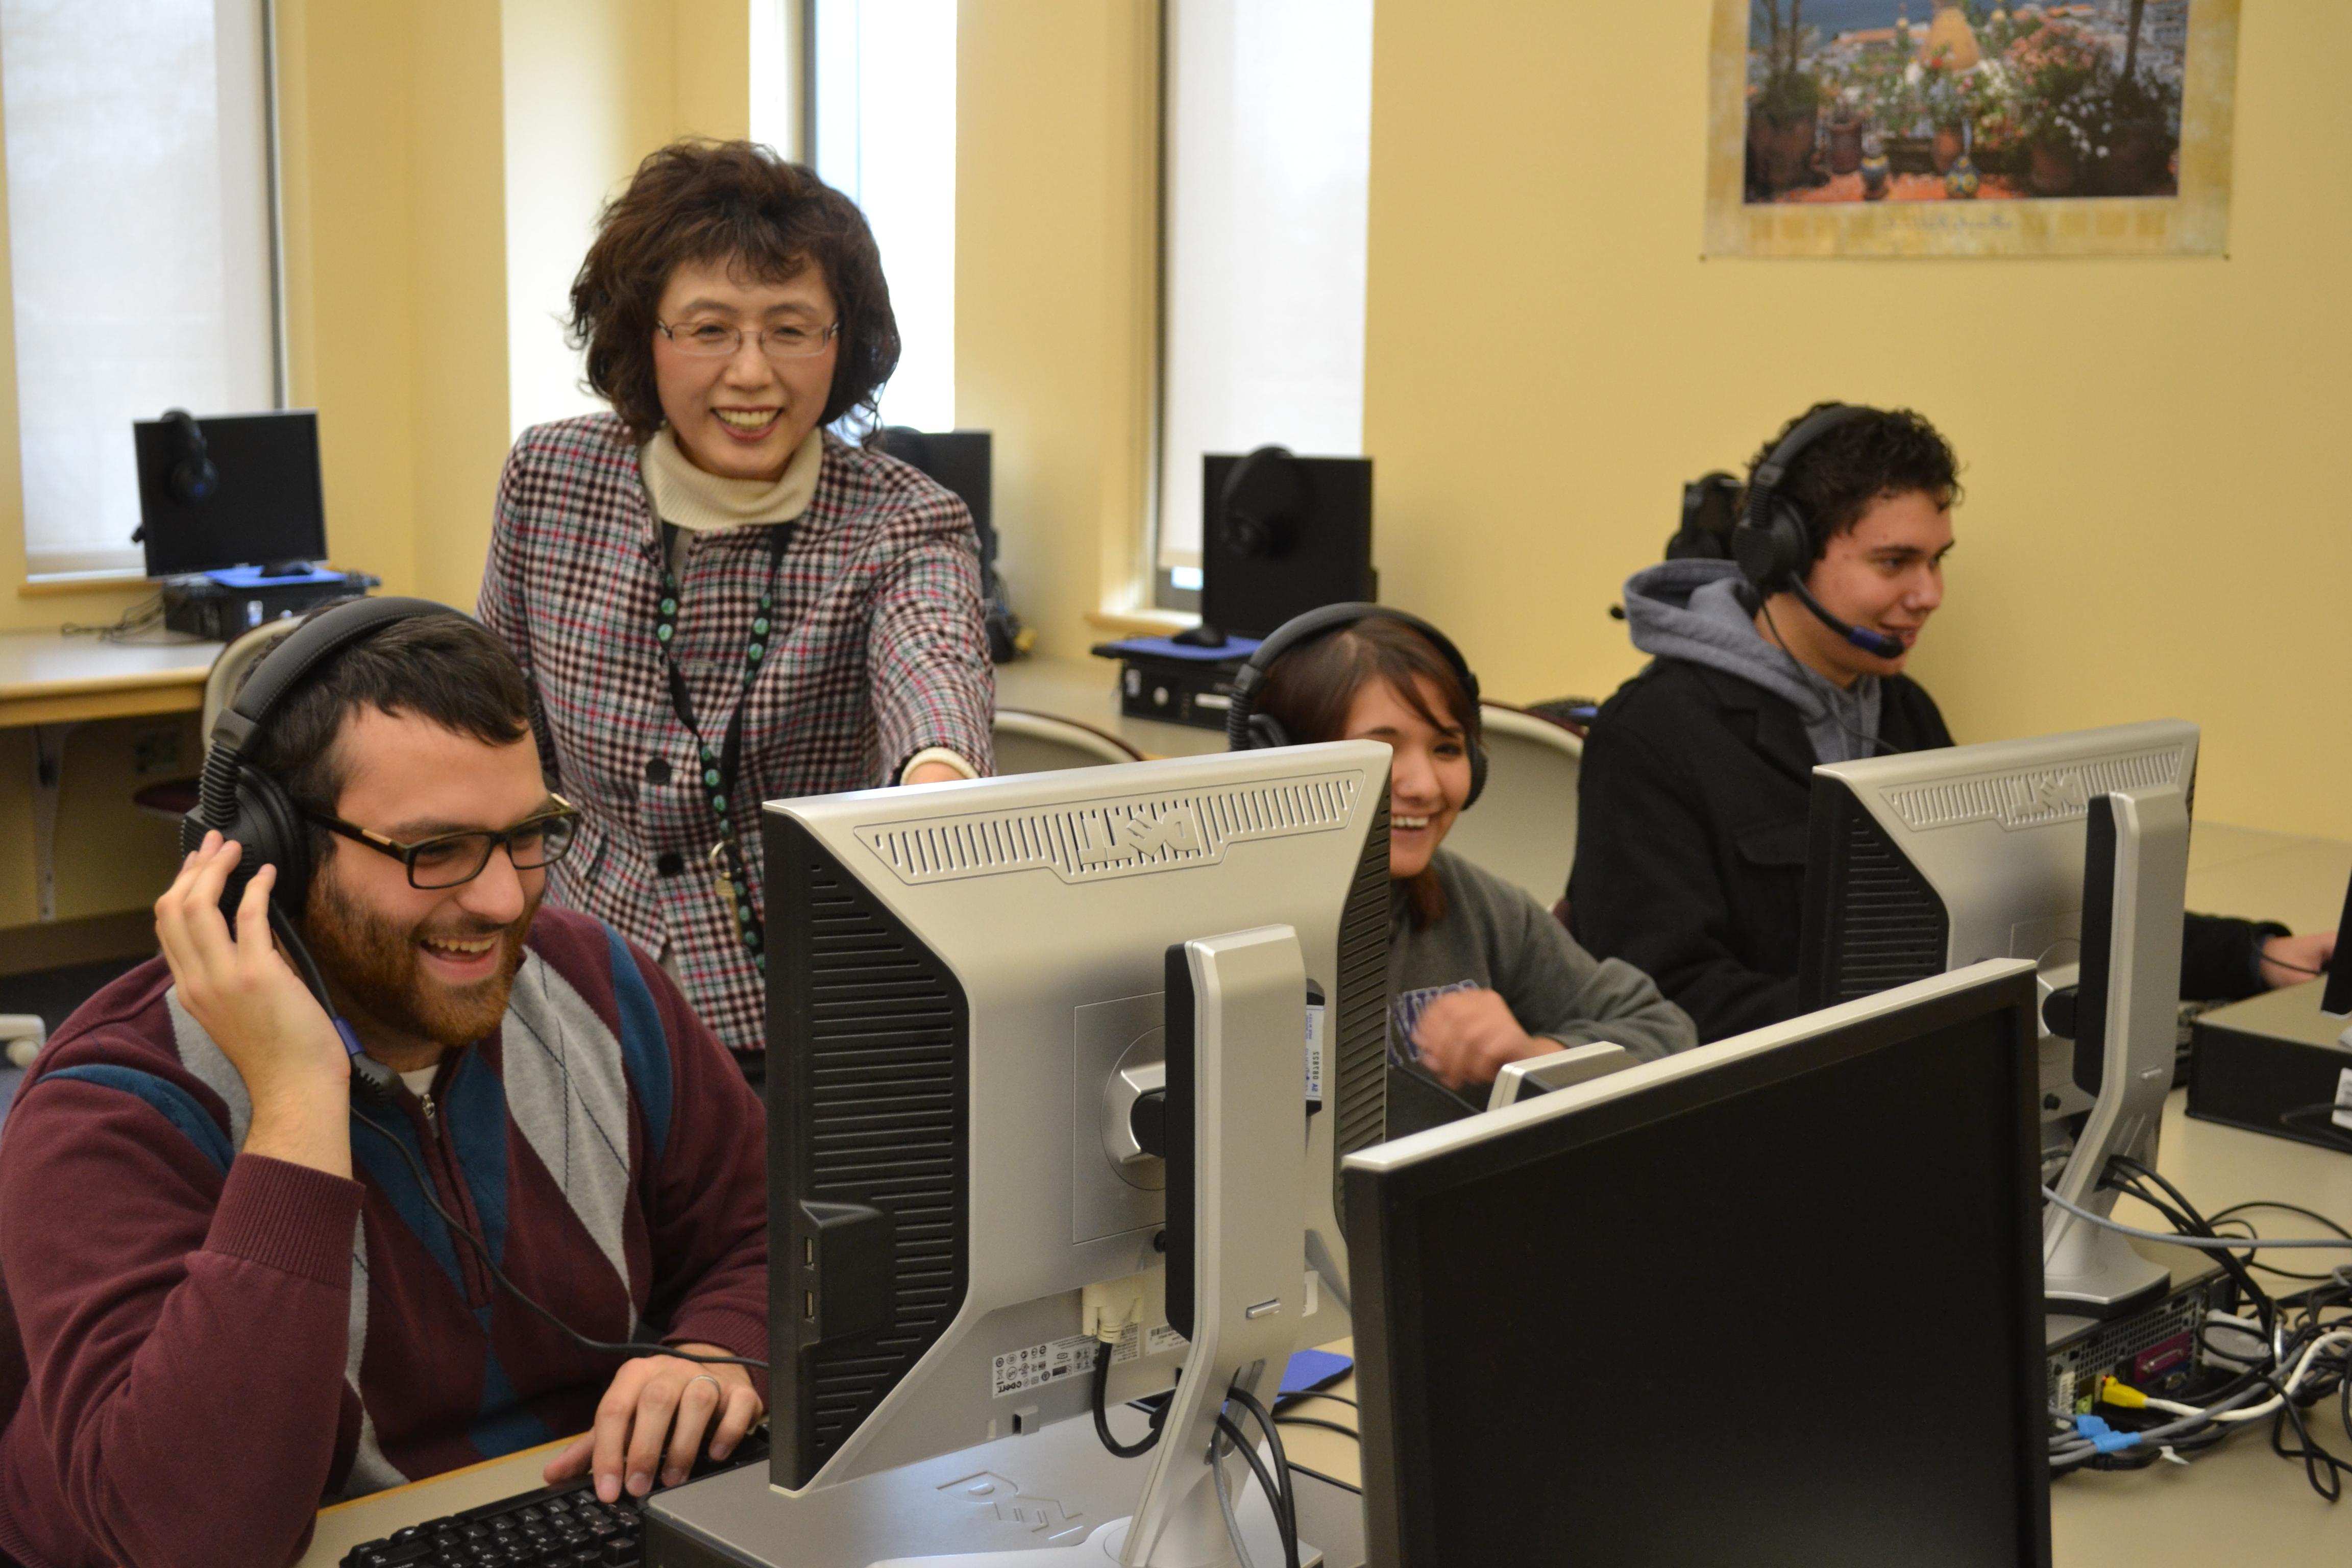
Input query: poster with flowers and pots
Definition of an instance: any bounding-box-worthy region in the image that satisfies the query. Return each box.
[1706,0,2237,257]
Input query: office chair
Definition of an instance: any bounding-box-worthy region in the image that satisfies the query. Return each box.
[991,709,1145,774]
[133,619,303,820]
[1439,702,1583,907]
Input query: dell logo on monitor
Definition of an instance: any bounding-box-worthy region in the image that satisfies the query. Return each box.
[1074,806,1204,866]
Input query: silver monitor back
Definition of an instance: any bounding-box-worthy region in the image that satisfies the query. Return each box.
[760,742,1391,1491]
[1798,718,2198,1123]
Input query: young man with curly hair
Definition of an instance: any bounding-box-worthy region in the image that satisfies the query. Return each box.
[1571,402,2334,1041]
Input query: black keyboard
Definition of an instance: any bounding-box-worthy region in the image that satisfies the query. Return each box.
[339,1435,767,1568]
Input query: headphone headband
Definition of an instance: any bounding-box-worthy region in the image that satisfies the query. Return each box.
[1740,403,1863,541]
[188,596,476,890]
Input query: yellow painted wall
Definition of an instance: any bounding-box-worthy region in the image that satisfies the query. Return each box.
[955,0,1159,659]
[1361,4,2352,840]
[0,0,749,957]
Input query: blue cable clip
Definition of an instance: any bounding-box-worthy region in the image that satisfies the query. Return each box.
[2074,1414,2139,1453]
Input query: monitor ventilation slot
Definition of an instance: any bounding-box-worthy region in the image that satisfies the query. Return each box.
[853,772,1363,886]
[1883,748,2188,833]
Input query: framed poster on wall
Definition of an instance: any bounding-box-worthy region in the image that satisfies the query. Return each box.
[1704,0,2239,258]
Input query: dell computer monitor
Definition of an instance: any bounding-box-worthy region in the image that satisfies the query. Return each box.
[756,743,1391,1497]
[1345,960,2051,1568]
[1798,720,2197,1121]
[133,409,328,577]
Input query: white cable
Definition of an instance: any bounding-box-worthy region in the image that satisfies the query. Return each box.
[2133,1331,2352,1428]
[2043,1187,2352,1250]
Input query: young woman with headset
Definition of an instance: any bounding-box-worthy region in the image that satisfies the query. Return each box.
[1228,605,1697,1138]
[478,142,994,1076]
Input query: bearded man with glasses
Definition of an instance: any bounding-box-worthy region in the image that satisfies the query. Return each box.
[0,608,767,1568]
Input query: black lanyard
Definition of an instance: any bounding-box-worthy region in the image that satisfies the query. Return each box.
[653,522,793,972]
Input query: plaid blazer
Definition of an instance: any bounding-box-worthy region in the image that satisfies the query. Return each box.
[479,413,995,1053]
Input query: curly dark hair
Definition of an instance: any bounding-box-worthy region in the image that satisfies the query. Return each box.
[1743,403,1962,562]
[1252,617,1481,929]
[568,139,899,439]
[241,606,535,867]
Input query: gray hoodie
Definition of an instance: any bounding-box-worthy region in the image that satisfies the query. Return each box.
[1619,559,1882,764]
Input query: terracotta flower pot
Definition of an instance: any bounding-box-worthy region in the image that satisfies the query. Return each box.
[1749,109,1820,194]
[2029,142,2078,197]
[1826,117,1865,176]
[1931,125,1965,175]
[2100,124,2173,195]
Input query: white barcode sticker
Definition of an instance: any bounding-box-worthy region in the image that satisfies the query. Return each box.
[1304,1003,1327,1105]
[1109,1321,1189,1364]
[992,1334,1100,1398]
[2331,1068,2352,1133]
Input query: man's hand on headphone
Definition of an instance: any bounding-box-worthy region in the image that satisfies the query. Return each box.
[155,830,353,1177]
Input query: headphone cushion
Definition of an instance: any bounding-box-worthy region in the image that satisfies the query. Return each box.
[1245,712,1291,751]
[184,771,311,915]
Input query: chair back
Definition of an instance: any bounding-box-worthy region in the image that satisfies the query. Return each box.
[991,709,1145,774]
[1441,702,1583,907]
[202,619,302,748]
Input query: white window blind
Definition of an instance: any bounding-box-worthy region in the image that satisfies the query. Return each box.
[2,0,277,577]
[1157,0,1371,571]
[798,0,956,435]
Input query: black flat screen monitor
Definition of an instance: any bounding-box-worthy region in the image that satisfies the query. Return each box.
[870,426,993,567]
[1344,961,2051,1567]
[134,409,328,578]
[1200,448,1374,639]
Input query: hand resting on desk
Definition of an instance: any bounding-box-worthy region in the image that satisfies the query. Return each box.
[543,1345,764,1504]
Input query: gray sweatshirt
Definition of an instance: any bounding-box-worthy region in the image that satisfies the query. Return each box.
[1387,848,1698,1132]
[1620,558,1881,764]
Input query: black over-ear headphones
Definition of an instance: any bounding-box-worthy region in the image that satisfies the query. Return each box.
[1729,403,1907,660]
[185,596,470,1101]
[1225,602,1488,808]
[163,408,219,505]
[1218,445,1310,559]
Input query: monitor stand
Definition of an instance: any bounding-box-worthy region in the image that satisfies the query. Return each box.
[644,1412,1332,1567]
[651,927,1336,1568]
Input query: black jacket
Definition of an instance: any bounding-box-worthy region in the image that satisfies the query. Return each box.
[1569,657,2285,1042]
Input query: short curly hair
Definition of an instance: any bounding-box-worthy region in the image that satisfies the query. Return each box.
[1744,403,1961,562]
[568,139,900,439]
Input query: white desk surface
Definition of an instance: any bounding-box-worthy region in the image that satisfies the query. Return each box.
[291,683,2352,1564]
[0,627,217,698]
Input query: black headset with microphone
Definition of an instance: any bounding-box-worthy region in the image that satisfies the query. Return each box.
[1224,602,1489,809]
[1729,404,1908,661]
[186,595,469,1102]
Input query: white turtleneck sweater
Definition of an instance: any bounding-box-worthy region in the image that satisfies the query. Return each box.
[639,427,977,785]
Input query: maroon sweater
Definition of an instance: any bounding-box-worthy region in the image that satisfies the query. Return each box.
[0,908,767,1568]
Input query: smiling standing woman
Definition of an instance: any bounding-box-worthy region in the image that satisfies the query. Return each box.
[478,141,994,1074]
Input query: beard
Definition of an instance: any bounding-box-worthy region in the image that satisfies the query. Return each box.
[305,864,539,1051]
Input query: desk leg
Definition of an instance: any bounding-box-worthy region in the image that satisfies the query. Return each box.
[32,722,77,924]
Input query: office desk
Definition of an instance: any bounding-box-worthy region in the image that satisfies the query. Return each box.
[0,630,219,923]
[303,1087,2352,1567]
[0,629,216,727]
[295,796,2352,1563]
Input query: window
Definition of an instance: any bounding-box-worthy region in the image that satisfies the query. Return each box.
[756,0,957,435]
[1155,0,1373,601]
[2,0,278,578]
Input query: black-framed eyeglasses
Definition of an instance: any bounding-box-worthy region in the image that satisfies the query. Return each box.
[306,797,581,890]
